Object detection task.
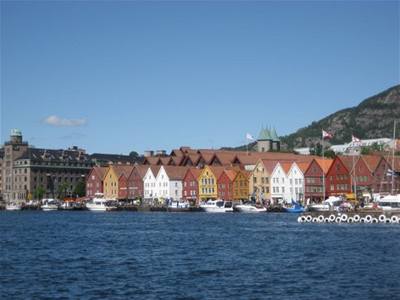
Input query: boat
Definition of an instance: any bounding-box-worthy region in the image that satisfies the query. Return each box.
[5,202,22,211]
[86,193,117,211]
[235,203,266,213]
[375,194,400,212]
[307,196,343,212]
[200,199,233,213]
[167,200,190,212]
[283,200,305,213]
[41,199,59,211]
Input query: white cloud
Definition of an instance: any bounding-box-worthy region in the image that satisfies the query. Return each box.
[43,115,87,127]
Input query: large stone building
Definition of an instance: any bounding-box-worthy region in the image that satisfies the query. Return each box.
[1,129,93,202]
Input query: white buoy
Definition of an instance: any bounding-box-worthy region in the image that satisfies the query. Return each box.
[390,216,399,224]
[318,215,324,222]
[312,217,318,223]
[341,214,348,222]
[353,215,360,222]
[335,217,341,223]
[324,218,330,223]
[365,215,372,223]
[360,218,366,223]
[306,215,312,222]
[348,217,354,223]
[329,214,336,222]
[297,216,304,223]
[378,215,386,223]
[371,218,378,223]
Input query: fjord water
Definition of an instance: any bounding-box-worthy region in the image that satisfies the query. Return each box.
[1,212,399,300]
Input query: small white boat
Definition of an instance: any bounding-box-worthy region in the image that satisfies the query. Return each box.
[307,196,343,212]
[376,194,400,212]
[167,200,190,212]
[41,199,59,211]
[200,199,233,213]
[86,193,117,211]
[235,203,266,213]
[5,202,22,211]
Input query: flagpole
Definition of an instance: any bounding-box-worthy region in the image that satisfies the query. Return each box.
[392,120,396,194]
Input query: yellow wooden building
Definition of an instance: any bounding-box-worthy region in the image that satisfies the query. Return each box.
[233,170,250,201]
[249,159,277,202]
[103,166,118,199]
[198,166,225,201]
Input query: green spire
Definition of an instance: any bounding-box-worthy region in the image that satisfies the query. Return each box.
[258,126,272,141]
[271,127,280,142]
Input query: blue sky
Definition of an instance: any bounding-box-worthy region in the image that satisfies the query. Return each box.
[1,1,399,154]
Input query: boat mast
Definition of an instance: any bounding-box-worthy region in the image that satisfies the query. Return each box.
[322,138,325,201]
[391,120,396,195]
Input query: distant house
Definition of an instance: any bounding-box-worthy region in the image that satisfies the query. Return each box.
[103,165,133,199]
[143,166,161,199]
[326,156,356,197]
[182,168,202,204]
[249,159,276,202]
[198,166,225,201]
[304,158,333,202]
[86,166,108,198]
[232,170,250,201]
[154,166,187,200]
[127,165,148,199]
[217,169,236,201]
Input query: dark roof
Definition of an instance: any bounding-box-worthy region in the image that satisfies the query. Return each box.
[17,148,91,163]
[90,153,137,164]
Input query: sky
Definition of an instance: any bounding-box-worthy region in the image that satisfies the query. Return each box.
[1,1,399,154]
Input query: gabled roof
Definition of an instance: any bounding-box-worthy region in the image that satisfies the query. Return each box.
[296,162,311,174]
[260,159,279,174]
[207,166,226,179]
[112,165,134,179]
[148,165,161,177]
[313,158,334,175]
[280,162,293,175]
[361,155,382,173]
[92,166,108,180]
[131,165,149,179]
[185,167,203,180]
[337,155,359,173]
[222,169,237,182]
[161,166,188,180]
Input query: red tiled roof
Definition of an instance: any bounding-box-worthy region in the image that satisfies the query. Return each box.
[162,166,189,180]
[93,166,108,180]
[361,155,382,173]
[313,158,334,175]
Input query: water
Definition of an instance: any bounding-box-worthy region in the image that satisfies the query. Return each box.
[1,212,399,300]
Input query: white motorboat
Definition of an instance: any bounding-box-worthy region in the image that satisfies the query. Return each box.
[235,203,266,213]
[41,199,59,211]
[167,200,190,212]
[200,199,233,213]
[307,196,343,212]
[5,202,22,211]
[376,194,400,212]
[86,193,117,211]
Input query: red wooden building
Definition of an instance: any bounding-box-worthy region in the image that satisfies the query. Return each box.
[326,156,356,196]
[217,169,236,200]
[304,158,333,202]
[86,166,108,198]
[182,168,202,204]
[127,165,148,199]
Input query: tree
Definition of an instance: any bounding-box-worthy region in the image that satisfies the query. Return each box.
[33,186,45,200]
[73,181,86,197]
[57,183,69,200]
[324,149,336,159]
[129,151,140,160]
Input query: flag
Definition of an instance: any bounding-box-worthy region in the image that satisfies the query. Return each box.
[246,133,254,141]
[387,169,400,177]
[322,129,333,140]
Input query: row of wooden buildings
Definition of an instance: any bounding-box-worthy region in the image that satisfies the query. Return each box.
[86,147,400,203]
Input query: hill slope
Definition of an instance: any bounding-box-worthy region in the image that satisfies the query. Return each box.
[281,84,400,149]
